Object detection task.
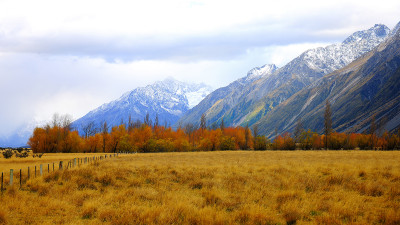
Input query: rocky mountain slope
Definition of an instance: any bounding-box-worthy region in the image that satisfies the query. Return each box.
[178,24,391,128]
[72,78,213,133]
[177,64,278,127]
[256,27,400,137]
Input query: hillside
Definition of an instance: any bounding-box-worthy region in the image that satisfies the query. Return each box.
[177,64,277,127]
[256,28,400,137]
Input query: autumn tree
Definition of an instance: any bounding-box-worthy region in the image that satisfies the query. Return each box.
[220,118,225,132]
[244,123,251,150]
[63,131,83,153]
[109,124,127,153]
[272,135,284,150]
[154,114,159,128]
[101,121,109,153]
[28,127,47,153]
[139,125,154,152]
[324,100,332,150]
[299,129,314,150]
[144,112,152,126]
[82,121,97,139]
[128,115,134,132]
[282,132,295,150]
[254,136,269,150]
[84,133,102,153]
[184,123,196,147]
[200,113,207,130]
[220,136,235,150]
[294,118,304,144]
[370,114,377,150]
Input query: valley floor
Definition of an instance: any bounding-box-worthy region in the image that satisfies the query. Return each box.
[0,151,399,224]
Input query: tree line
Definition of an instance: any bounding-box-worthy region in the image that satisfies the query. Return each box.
[28,109,400,153]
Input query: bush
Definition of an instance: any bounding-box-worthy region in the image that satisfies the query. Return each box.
[0,209,7,224]
[15,151,29,158]
[254,136,269,150]
[220,136,236,150]
[2,149,13,159]
[32,153,44,158]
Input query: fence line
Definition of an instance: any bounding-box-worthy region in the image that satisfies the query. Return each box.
[0,152,134,194]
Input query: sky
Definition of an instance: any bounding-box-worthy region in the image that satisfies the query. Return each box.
[0,0,399,146]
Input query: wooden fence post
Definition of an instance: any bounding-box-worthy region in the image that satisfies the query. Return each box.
[10,169,13,186]
[35,166,37,177]
[59,161,63,170]
[40,164,43,176]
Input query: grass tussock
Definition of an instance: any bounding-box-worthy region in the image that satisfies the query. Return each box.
[0,150,399,224]
[0,209,7,225]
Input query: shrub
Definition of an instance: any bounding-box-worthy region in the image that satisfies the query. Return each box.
[32,153,44,158]
[282,207,301,225]
[15,151,29,158]
[0,209,7,224]
[82,203,97,219]
[97,174,114,187]
[254,136,269,150]
[2,149,13,159]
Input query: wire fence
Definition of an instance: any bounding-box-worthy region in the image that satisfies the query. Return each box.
[0,152,134,194]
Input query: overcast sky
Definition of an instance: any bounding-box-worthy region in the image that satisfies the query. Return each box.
[0,0,399,144]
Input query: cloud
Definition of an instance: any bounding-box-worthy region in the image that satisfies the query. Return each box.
[1,0,399,62]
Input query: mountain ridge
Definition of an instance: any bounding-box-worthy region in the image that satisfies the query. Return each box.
[72,78,213,133]
[176,64,278,127]
[178,23,392,128]
[256,27,400,137]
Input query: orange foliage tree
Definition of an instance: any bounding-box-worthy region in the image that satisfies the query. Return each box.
[29,116,400,152]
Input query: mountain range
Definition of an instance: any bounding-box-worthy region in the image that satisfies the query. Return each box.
[178,24,393,128]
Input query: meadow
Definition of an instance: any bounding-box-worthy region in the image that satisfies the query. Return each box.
[0,150,399,224]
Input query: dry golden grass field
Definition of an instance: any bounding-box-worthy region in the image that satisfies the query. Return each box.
[0,150,400,224]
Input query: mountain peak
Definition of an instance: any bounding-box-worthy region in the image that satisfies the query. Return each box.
[342,24,390,44]
[246,64,278,80]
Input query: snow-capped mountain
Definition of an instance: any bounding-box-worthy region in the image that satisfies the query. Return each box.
[256,24,400,137]
[225,24,391,127]
[72,78,213,133]
[303,24,390,75]
[178,23,391,128]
